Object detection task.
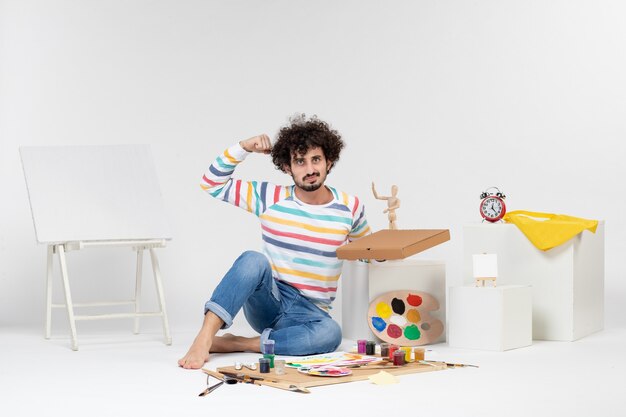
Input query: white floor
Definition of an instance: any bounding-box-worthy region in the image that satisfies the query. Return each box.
[2,322,625,417]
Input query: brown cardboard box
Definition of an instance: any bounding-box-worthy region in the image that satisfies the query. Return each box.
[336,229,450,260]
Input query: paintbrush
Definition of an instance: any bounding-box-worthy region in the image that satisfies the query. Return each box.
[444,362,479,368]
[218,370,311,394]
[418,360,479,368]
[343,362,400,369]
[346,365,400,371]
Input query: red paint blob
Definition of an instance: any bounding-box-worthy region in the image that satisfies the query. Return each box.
[387,324,402,339]
[406,294,423,307]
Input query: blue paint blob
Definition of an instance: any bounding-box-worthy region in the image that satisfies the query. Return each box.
[371,316,387,332]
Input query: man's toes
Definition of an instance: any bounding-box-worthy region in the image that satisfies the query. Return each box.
[188,360,201,369]
[178,355,196,369]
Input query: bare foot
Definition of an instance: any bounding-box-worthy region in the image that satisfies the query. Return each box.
[211,333,261,353]
[178,336,211,369]
[210,333,242,352]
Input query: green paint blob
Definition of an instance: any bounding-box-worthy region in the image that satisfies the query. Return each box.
[404,324,421,340]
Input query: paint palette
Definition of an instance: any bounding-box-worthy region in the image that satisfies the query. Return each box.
[367,290,443,346]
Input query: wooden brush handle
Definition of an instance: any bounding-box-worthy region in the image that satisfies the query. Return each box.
[253,379,310,393]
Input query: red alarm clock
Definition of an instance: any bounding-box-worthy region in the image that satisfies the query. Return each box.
[479,187,506,222]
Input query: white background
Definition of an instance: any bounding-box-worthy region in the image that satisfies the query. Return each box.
[1,0,625,334]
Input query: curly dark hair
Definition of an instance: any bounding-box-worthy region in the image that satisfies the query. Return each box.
[271,114,344,173]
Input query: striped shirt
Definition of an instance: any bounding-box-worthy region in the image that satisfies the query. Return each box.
[201,143,370,308]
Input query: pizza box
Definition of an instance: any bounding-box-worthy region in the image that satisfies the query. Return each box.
[336,229,450,260]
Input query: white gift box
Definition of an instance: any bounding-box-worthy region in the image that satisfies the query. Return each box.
[448,285,532,351]
[341,259,446,342]
[463,222,604,341]
[368,260,447,342]
[369,259,447,344]
[340,259,446,342]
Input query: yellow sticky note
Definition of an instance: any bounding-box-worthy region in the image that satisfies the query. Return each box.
[368,371,399,385]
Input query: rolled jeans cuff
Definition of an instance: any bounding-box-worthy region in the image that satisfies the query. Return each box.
[204,301,233,329]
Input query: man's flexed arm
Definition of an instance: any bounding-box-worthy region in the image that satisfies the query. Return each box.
[200,135,279,216]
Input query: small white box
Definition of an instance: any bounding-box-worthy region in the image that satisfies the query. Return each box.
[340,259,446,342]
[369,259,446,343]
[448,285,532,351]
[464,222,604,341]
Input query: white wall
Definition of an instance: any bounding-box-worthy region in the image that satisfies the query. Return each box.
[1,0,625,332]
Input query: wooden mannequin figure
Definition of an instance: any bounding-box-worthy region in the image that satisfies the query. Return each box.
[372,182,401,230]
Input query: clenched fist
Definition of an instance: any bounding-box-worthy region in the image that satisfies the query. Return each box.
[240,134,272,154]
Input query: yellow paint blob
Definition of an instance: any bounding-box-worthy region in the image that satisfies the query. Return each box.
[375,302,392,319]
[407,309,421,323]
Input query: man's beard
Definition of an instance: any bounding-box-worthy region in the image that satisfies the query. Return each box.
[293,172,325,192]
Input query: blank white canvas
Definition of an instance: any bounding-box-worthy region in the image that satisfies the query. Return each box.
[473,253,498,278]
[20,145,172,243]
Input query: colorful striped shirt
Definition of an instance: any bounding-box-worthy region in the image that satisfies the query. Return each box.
[201,143,371,308]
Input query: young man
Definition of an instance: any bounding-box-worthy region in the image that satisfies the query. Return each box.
[178,115,370,369]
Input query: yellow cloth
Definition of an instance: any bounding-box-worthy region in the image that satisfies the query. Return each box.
[503,210,598,251]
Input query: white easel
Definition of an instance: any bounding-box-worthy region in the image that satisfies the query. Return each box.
[21,145,172,350]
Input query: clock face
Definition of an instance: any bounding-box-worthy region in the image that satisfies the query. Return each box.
[480,197,505,221]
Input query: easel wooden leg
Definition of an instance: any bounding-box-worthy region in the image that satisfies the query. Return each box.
[134,249,143,335]
[58,244,79,351]
[149,248,172,345]
[45,245,53,339]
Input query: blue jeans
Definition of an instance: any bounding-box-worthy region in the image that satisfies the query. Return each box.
[204,251,342,356]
